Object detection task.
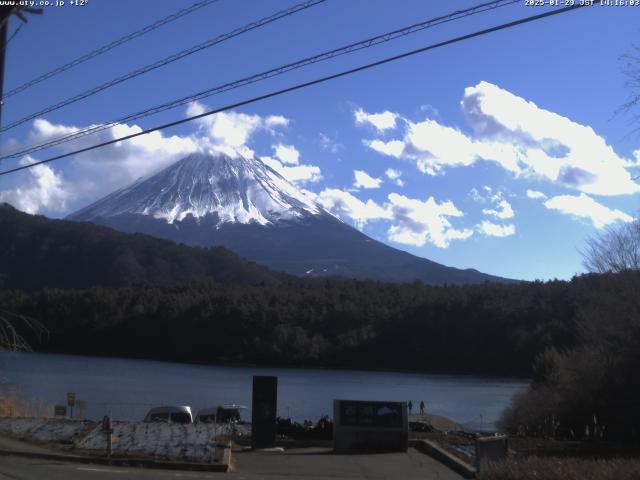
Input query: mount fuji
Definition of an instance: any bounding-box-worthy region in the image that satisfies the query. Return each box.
[68,152,511,284]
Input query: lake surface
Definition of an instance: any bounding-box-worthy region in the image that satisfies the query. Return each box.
[0,352,529,430]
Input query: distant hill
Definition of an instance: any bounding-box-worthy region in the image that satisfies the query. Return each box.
[0,203,285,290]
[69,152,515,285]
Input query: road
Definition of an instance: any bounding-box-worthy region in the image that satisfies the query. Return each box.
[233,447,464,479]
[0,447,463,480]
[0,456,222,480]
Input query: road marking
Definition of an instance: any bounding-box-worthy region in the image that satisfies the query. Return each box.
[76,467,129,474]
[76,467,215,478]
[154,473,216,478]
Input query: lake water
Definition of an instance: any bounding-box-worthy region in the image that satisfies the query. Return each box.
[0,352,529,430]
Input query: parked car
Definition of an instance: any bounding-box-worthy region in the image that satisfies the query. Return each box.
[143,405,193,424]
[195,404,247,424]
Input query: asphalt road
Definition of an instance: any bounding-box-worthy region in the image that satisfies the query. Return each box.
[233,447,464,480]
[0,448,464,479]
[0,456,223,480]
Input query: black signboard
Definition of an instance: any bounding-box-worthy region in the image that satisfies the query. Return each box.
[339,400,403,428]
[54,405,67,417]
[251,375,278,449]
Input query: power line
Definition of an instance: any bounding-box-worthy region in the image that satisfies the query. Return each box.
[1,0,519,161]
[0,23,22,54]
[1,0,222,101]
[0,0,326,134]
[0,3,588,178]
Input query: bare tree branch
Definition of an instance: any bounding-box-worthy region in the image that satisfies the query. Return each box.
[617,45,640,118]
[581,218,640,273]
[0,310,47,352]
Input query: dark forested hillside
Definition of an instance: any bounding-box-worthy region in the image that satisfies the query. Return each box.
[5,272,636,378]
[0,203,285,290]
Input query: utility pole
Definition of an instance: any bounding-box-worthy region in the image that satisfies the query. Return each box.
[0,7,12,129]
[0,6,42,129]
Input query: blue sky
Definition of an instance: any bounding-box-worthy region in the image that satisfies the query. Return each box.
[1,0,639,281]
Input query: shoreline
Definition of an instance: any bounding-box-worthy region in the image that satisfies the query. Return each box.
[1,350,532,382]
[1,351,527,430]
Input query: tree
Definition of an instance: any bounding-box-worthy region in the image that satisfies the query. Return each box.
[619,45,640,124]
[0,310,45,352]
[582,219,640,273]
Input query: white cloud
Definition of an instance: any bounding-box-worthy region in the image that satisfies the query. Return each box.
[353,170,382,189]
[318,133,344,154]
[264,144,321,184]
[483,199,514,220]
[23,118,199,202]
[188,105,260,151]
[354,108,398,132]
[265,115,289,128]
[385,168,404,187]
[419,104,440,117]
[359,82,640,195]
[480,186,500,201]
[365,139,405,158]
[479,220,515,237]
[364,118,522,176]
[543,193,633,229]
[462,81,640,195]
[470,187,488,204]
[386,193,473,248]
[470,186,515,220]
[273,144,300,165]
[315,188,475,248]
[186,101,292,158]
[405,120,478,175]
[261,156,322,184]
[29,118,77,141]
[3,104,311,214]
[0,156,71,214]
[526,189,547,199]
[385,168,401,180]
[316,188,390,228]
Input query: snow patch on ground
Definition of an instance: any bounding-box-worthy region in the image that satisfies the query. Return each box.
[77,421,246,461]
[0,417,88,443]
[0,417,249,462]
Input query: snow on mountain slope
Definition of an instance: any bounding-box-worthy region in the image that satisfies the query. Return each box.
[70,152,323,225]
[68,151,515,285]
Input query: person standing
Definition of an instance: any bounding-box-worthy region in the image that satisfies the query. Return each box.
[408,401,413,415]
[420,400,425,415]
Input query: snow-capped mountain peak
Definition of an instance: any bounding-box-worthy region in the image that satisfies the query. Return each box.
[70,152,324,226]
[68,151,512,285]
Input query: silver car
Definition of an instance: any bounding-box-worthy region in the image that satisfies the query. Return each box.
[143,405,193,424]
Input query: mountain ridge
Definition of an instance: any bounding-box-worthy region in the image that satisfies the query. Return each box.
[68,152,516,285]
[0,202,286,291]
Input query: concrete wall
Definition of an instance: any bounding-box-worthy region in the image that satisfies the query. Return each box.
[333,400,408,453]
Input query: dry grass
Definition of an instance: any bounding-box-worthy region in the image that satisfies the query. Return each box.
[0,395,51,418]
[0,395,18,416]
[485,456,640,480]
[508,437,640,459]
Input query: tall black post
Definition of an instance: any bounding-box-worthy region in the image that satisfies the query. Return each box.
[0,10,10,129]
[251,375,277,449]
